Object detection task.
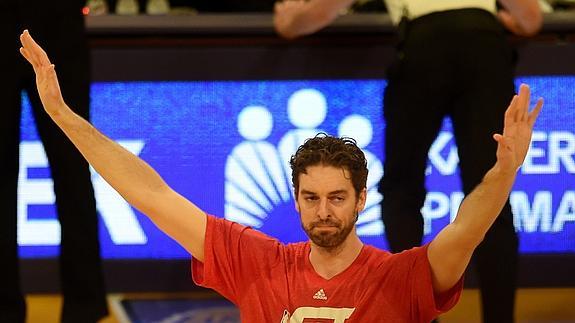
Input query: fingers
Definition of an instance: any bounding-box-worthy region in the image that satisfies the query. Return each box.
[503,95,518,131]
[514,83,530,122]
[19,30,52,68]
[507,84,543,127]
[20,38,58,83]
[19,47,34,66]
[506,83,531,124]
[505,95,518,118]
[20,31,39,67]
[528,97,543,127]
[516,83,543,128]
[19,42,40,69]
[518,84,530,121]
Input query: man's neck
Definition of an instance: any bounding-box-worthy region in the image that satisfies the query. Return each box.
[308,235,364,280]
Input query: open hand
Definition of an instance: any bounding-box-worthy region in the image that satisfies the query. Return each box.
[493,84,543,175]
[19,30,66,117]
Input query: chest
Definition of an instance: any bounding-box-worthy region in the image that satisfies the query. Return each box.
[238,268,406,322]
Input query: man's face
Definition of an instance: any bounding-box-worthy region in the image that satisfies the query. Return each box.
[295,164,366,250]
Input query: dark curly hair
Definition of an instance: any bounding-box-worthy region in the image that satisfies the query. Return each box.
[290,133,368,198]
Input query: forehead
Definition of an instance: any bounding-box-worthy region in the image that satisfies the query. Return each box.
[298,165,354,194]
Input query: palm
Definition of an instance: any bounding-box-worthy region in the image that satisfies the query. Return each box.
[494,84,543,173]
[19,30,65,115]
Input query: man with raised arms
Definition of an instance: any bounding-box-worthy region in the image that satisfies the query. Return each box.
[19,30,542,322]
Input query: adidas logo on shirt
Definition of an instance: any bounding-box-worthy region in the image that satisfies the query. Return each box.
[313,289,328,300]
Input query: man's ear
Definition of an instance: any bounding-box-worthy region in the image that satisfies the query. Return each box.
[294,194,300,213]
[356,188,367,213]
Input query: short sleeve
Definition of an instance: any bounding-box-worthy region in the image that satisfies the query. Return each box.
[192,215,282,304]
[386,244,463,322]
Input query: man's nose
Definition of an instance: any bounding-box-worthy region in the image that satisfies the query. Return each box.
[316,198,330,219]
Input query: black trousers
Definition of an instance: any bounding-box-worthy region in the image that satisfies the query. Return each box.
[0,1,108,322]
[380,9,519,323]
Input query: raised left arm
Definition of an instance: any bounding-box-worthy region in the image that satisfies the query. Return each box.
[427,84,543,293]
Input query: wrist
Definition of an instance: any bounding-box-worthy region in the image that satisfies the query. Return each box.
[488,163,518,181]
[49,103,74,124]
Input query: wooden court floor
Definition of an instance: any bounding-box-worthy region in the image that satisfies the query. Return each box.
[25,288,575,323]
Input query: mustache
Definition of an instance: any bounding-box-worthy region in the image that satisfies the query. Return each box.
[310,219,341,228]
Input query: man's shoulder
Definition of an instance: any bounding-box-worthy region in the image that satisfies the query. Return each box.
[283,241,309,254]
[363,244,393,257]
[362,244,428,265]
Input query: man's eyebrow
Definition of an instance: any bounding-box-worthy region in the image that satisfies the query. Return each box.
[300,189,348,195]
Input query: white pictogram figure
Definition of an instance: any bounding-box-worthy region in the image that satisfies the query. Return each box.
[338,114,384,235]
[225,106,291,227]
[278,88,328,196]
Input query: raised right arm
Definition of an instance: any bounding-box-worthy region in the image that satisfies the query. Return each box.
[19,30,207,261]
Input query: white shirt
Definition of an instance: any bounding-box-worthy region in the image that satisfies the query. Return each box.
[384,0,497,24]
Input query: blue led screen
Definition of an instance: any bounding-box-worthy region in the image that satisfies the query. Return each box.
[18,77,575,258]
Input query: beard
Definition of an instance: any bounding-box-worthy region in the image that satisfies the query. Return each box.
[302,213,356,250]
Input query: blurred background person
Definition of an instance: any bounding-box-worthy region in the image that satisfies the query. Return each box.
[274,1,542,322]
[85,0,277,14]
[0,1,108,322]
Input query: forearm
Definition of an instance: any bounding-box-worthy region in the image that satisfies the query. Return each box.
[50,106,208,258]
[428,163,516,292]
[451,164,516,248]
[51,106,168,214]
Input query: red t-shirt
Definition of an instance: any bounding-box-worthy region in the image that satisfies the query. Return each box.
[192,216,463,322]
